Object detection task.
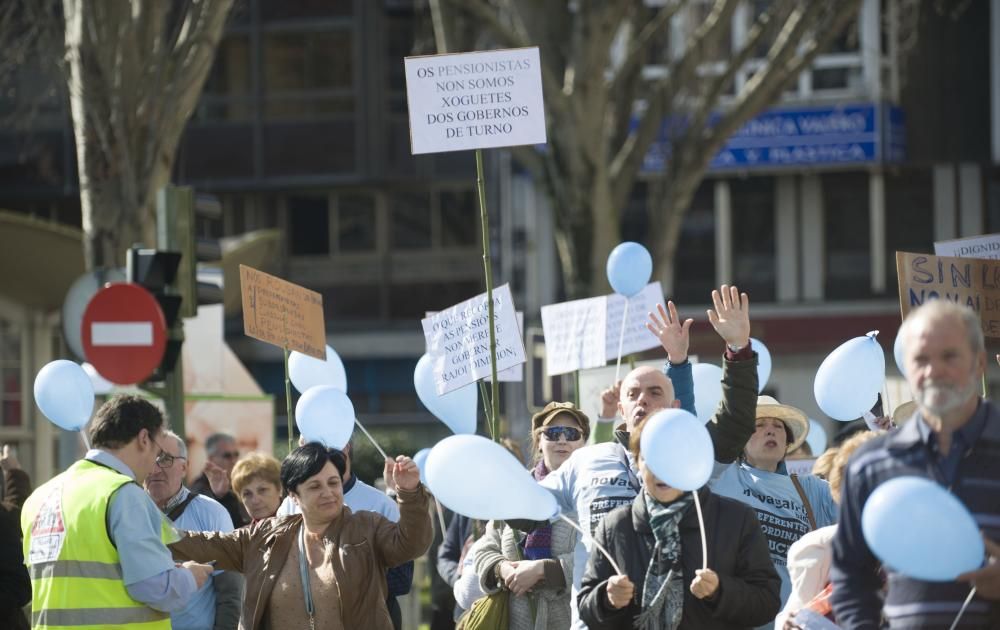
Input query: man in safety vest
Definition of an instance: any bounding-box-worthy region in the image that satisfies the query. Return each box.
[21,394,213,629]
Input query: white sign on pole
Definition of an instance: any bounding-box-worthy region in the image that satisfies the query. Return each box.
[934,233,1000,260]
[404,47,547,154]
[540,296,608,376]
[426,311,524,382]
[605,282,667,360]
[421,284,526,395]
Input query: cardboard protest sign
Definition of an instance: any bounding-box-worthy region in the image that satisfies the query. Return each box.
[404,47,547,154]
[896,251,1000,338]
[421,284,526,394]
[934,233,1000,260]
[605,282,667,360]
[426,310,524,382]
[540,296,607,376]
[239,265,326,358]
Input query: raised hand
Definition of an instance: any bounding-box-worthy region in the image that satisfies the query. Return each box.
[393,455,421,491]
[646,301,693,363]
[203,460,231,497]
[1,444,20,472]
[383,456,397,492]
[707,285,750,349]
[600,381,622,418]
[957,536,1000,600]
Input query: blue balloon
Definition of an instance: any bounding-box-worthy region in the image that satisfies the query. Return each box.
[862,476,984,581]
[893,331,906,377]
[814,332,885,421]
[750,338,772,393]
[806,419,828,455]
[295,385,355,450]
[606,242,652,297]
[413,447,432,487]
[639,409,714,491]
[414,354,477,434]
[289,345,348,394]
[33,360,95,431]
[692,363,723,423]
[425,435,557,520]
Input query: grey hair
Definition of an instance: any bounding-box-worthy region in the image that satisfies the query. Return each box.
[205,433,235,455]
[162,430,188,459]
[899,300,985,357]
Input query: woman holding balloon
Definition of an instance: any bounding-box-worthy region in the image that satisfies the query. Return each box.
[578,410,781,630]
[471,401,591,630]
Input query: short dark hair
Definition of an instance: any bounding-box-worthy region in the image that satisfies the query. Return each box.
[88,395,163,449]
[281,442,347,495]
[205,433,235,455]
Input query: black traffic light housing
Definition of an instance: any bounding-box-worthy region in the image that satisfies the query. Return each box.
[127,247,183,382]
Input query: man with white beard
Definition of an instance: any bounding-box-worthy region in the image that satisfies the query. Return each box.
[831,300,1000,628]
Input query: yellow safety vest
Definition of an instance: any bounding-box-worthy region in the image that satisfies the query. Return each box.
[21,459,174,630]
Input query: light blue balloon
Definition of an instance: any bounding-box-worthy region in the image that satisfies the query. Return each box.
[692,363,723,423]
[606,242,652,297]
[425,435,558,520]
[639,409,714,491]
[814,332,885,421]
[295,385,355,450]
[33,360,94,431]
[750,338,772,393]
[414,354,477,434]
[806,419,827,455]
[289,345,348,394]
[862,476,984,581]
[413,447,432,487]
[893,331,906,377]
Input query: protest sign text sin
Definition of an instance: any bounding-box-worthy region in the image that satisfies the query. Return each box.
[896,251,1000,338]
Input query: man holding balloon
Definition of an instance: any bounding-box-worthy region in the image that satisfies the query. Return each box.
[831,300,1000,628]
[537,284,761,628]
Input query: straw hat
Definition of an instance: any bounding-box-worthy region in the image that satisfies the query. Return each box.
[755,395,809,454]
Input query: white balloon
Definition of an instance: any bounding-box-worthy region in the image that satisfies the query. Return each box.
[806,419,828,455]
[893,331,906,377]
[639,409,714,491]
[82,363,114,395]
[413,447,432,487]
[289,345,348,394]
[295,385,355,450]
[814,332,885,421]
[425,435,558,521]
[692,363,723,423]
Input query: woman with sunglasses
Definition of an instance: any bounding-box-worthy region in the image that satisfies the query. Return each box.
[470,401,590,630]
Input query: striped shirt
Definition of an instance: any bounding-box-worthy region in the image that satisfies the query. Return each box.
[830,400,1000,629]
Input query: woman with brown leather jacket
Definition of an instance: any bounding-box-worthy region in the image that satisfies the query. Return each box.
[170,443,433,630]
[578,419,781,630]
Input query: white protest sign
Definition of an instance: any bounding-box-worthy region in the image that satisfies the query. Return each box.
[426,311,524,382]
[421,284,526,394]
[605,282,667,361]
[934,233,1000,260]
[404,47,547,154]
[540,296,607,376]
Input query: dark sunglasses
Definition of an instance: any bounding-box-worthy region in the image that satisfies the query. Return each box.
[541,426,583,442]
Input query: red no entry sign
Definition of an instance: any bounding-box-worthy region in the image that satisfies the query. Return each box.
[82,283,167,385]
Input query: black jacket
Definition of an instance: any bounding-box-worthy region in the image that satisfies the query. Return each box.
[579,487,781,630]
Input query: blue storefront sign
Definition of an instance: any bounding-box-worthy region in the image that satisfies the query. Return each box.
[642,102,905,173]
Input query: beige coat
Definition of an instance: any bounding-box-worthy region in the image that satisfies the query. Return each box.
[171,486,432,630]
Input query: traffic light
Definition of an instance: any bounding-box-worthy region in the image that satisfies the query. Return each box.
[127,247,182,382]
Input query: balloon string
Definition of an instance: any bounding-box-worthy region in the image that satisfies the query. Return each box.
[354,418,389,461]
[948,586,976,630]
[80,430,90,451]
[614,300,630,385]
[434,498,447,538]
[556,513,624,576]
[693,491,708,571]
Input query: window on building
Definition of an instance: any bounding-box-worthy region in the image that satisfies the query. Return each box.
[673,182,716,303]
[337,193,377,252]
[288,195,330,255]
[439,190,478,248]
[824,173,871,299]
[197,34,253,121]
[263,30,354,118]
[886,169,934,296]
[391,191,432,249]
[731,178,776,301]
[261,0,353,21]
[0,319,21,427]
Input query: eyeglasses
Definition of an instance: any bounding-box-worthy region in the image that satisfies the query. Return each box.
[540,426,583,442]
[153,438,186,469]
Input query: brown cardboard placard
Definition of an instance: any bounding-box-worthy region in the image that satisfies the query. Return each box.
[896,251,1000,338]
[239,264,326,358]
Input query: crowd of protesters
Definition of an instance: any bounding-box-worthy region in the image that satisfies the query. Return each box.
[7,289,999,629]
